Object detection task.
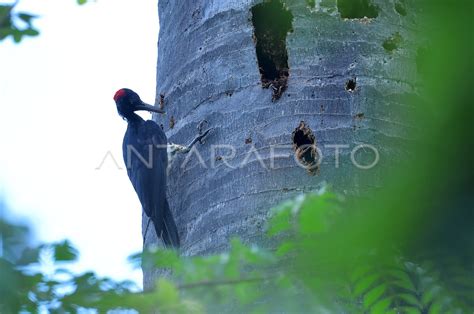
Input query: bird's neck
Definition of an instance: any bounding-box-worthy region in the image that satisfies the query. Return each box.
[126,112,143,124]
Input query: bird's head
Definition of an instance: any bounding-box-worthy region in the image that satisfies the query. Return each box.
[113,88,164,120]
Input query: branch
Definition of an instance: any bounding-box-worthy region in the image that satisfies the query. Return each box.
[177,276,265,290]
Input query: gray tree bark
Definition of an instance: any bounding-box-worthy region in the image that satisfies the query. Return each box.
[144,0,418,289]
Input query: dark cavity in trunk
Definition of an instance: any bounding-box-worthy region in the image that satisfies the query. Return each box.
[251,0,293,101]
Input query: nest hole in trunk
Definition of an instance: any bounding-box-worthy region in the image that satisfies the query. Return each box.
[251,0,294,101]
[292,121,319,175]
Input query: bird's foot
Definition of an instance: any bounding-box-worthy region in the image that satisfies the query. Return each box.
[168,143,189,156]
[176,122,214,154]
[194,127,213,145]
[167,121,214,160]
[189,119,213,146]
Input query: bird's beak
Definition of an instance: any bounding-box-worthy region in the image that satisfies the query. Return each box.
[135,101,165,114]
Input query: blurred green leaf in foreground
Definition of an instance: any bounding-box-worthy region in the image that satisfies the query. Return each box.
[0,0,89,43]
[0,2,39,43]
[1,177,472,312]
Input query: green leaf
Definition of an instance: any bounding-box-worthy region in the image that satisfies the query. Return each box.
[363,284,386,309]
[299,200,328,234]
[354,273,380,296]
[235,284,260,304]
[156,278,179,306]
[268,202,292,236]
[229,238,272,265]
[17,13,36,24]
[387,269,416,291]
[351,265,372,282]
[428,297,453,314]
[12,30,22,43]
[23,28,39,37]
[74,271,97,290]
[77,0,88,5]
[298,192,340,235]
[223,255,239,278]
[370,297,391,314]
[276,275,293,289]
[0,29,10,40]
[53,240,78,262]
[392,279,416,292]
[16,246,41,265]
[275,241,295,257]
[0,5,13,26]
[397,293,420,307]
[130,248,181,270]
[421,285,442,306]
[152,249,181,268]
[397,307,421,314]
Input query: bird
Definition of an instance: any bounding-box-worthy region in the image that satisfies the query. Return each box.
[113,88,212,249]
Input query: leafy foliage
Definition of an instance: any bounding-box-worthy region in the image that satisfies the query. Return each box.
[0,0,88,43]
[0,4,38,43]
[1,188,472,313]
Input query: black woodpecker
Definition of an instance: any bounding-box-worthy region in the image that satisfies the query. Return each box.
[113,88,211,249]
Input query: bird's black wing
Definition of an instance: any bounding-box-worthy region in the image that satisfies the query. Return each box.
[124,120,168,223]
[124,120,179,247]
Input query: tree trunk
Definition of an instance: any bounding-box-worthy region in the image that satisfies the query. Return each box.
[144,0,418,289]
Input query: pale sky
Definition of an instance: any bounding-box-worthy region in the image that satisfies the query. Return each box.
[0,0,160,287]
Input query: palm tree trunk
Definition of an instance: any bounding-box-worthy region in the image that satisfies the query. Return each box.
[145,0,418,289]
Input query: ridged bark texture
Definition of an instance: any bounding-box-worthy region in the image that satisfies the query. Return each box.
[144,0,419,289]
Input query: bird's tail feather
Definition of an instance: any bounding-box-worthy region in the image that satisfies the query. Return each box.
[154,201,180,248]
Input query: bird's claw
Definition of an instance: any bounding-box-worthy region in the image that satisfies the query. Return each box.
[197,120,209,134]
[197,127,213,144]
[195,120,213,144]
[181,121,214,152]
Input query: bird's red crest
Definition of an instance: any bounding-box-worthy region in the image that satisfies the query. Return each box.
[113,89,127,101]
